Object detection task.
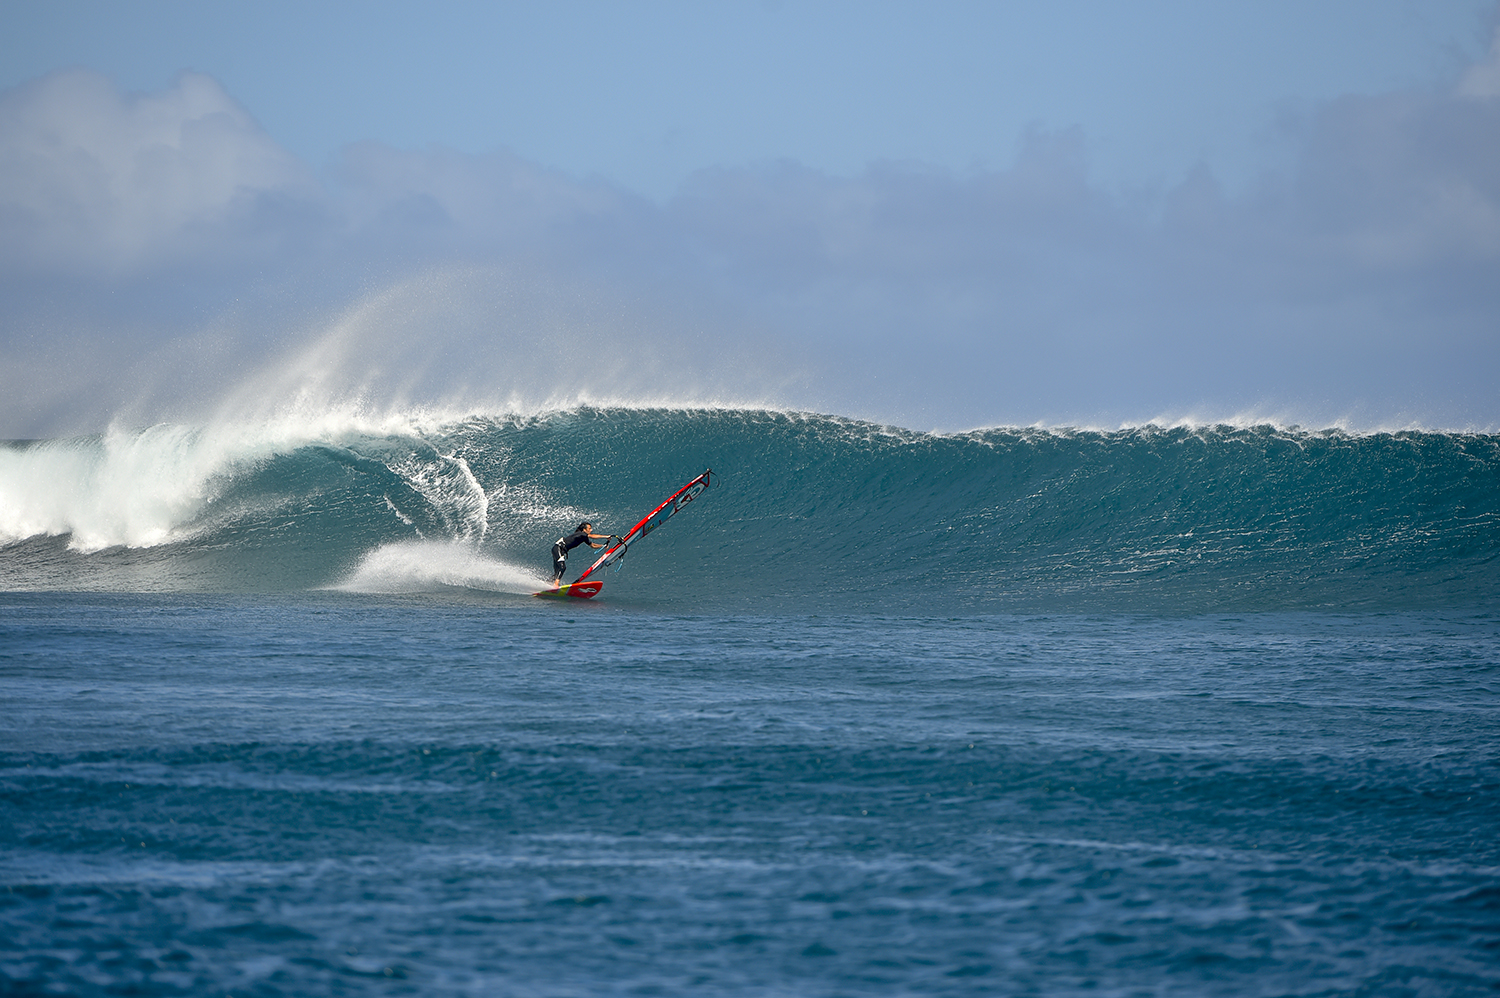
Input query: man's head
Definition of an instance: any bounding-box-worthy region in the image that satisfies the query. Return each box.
[579,522,592,533]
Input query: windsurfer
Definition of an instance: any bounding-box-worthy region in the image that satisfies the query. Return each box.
[551,522,609,586]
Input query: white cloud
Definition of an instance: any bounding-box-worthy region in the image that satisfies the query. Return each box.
[0,69,316,273]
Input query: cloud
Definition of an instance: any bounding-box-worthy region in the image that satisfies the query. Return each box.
[0,69,318,275]
[1265,92,1500,277]
[1,58,1497,435]
[334,141,635,247]
[662,129,1131,336]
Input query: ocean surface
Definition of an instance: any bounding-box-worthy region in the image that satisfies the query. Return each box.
[3,408,1498,996]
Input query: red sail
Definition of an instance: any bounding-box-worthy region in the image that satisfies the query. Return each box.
[575,470,712,583]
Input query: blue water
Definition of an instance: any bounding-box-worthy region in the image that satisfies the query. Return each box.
[3,409,1499,995]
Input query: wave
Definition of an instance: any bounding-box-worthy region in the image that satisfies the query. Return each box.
[3,407,1498,610]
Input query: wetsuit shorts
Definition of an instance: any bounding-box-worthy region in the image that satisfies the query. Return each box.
[552,540,568,578]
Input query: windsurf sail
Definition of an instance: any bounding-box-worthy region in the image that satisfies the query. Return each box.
[575,469,712,583]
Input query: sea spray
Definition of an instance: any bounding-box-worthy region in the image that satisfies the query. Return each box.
[336,540,543,594]
[0,423,228,551]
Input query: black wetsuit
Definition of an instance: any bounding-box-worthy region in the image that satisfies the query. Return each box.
[552,529,593,580]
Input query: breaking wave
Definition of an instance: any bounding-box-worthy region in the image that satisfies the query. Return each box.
[3,408,1497,610]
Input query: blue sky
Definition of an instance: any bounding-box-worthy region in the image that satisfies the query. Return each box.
[2,1,1498,434]
[5,0,1492,197]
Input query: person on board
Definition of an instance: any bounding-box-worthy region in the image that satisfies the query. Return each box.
[551,521,609,587]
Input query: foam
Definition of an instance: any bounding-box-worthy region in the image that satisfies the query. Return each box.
[334,540,545,594]
[0,424,232,551]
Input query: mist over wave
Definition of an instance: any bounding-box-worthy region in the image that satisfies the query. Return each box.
[3,406,1497,611]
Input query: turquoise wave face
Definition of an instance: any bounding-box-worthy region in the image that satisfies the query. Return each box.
[3,409,1498,610]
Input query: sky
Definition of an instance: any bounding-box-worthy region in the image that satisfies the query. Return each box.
[2,0,1498,435]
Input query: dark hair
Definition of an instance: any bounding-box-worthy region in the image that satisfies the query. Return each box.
[577,522,591,531]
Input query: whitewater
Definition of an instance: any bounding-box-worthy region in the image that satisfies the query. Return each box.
[3,405,1499,996]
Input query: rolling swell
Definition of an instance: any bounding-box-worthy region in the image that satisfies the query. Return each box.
[2,408,1497,610]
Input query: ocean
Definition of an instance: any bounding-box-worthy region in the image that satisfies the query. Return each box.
[2,407,1498,996]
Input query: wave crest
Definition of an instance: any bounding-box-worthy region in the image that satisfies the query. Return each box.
[4,407,1498,609]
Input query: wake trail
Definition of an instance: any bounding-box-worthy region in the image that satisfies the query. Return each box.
[333,541,545,594]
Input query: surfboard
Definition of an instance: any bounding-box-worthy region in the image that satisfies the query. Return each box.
[532,579,604,599]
